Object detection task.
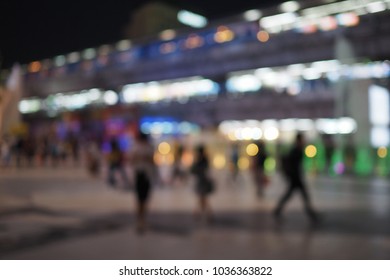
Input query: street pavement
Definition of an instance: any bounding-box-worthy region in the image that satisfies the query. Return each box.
[1,165,390,259]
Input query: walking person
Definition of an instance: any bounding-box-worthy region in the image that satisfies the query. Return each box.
[251,141,268,197]
[273,133,318,222]
[130,132,156,233]
[191,145,214,223]
[107,138,129,188]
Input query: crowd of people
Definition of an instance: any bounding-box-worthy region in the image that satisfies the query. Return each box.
[1,130,319,233]
[0,133,80,168]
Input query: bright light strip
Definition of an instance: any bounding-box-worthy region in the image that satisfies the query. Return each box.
[260,12,298,29]
[177,10,208,28]
[121,77,219,104]
[366,1,387,13]
[18,99,41,114]
[226,75,262,93]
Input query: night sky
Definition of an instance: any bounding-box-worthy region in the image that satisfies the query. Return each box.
[0,0,281,68]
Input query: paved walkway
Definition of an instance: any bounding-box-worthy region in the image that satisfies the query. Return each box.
[1,166,390,259]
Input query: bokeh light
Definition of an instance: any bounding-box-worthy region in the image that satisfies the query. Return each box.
[305,145,317,158]
[158,142,171,155]
[246,143,259,156]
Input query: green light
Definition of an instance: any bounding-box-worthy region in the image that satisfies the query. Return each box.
[354,147,373,176]
[265,157,276,173]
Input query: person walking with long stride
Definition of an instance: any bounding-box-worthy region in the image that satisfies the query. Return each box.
[273,133,318,222]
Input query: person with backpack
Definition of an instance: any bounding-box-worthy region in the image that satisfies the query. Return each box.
[273,133,318,222]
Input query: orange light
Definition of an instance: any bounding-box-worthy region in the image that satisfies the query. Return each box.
[185,34,204,49]
[28,61,41,73]
[257,31,270,42]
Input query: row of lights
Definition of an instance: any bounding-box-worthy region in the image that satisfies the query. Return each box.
[219,118,358,141]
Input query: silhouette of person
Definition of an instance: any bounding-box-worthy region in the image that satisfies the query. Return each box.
[273,133,318,222]
[171,144,187,185]
[230,143,240,181]
[107,139,129,188]
[191,145,214,222]
[130,132,156,233]
[251,141,268,197]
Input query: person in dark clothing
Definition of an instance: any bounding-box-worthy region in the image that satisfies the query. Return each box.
[130,132,156,233]
[191,145,214,222]
[251,141,268,197]
[273,133,318,222]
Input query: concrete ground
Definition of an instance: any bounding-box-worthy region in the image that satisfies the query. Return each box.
[1,165,390,259]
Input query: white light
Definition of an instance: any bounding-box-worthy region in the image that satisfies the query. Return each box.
[366,1,387,13]
[279,119,297,131]
[371,126,390,147]
[54,55,66,67]
[260,13,297,30]
[280,1,300,13]
[104,90,118,105]
[338,117,357,134]
[369,85,390,126]
[303,67,322,80]
[264,127,279,141]
[316,119,338,134]
[296,119,314,131]
[83,48,96,60]
[177,10,208,28]
[244,9,262,21]
[159,29,177,41]
[227,75,261,93]
[18,99,41,114]
[116,40,131,51]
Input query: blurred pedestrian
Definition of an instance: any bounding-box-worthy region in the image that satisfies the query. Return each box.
[191,145,214,223]
[273,133,318,222]
[107,139,129,188]
[86,141,101,177]
[251,141,268,197]
[130,132,156,233]
[171,144,187,185]
[1,136,11,167]
[230,143,240,181]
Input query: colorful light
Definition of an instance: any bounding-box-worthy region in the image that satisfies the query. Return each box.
[305,145,317,158]
[246,143,259,156]
[377,147,388,158]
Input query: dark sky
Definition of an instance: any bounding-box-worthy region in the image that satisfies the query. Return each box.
[0,0,281,68]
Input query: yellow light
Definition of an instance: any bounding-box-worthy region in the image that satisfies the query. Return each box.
[158,142,171,155]
[246,143,259,156]
[377,147,388,158]
[213,154,226,169]
[305,145,317,158]
[257,31,270,42]
[238,157,250,170]
[214,26,235,43]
